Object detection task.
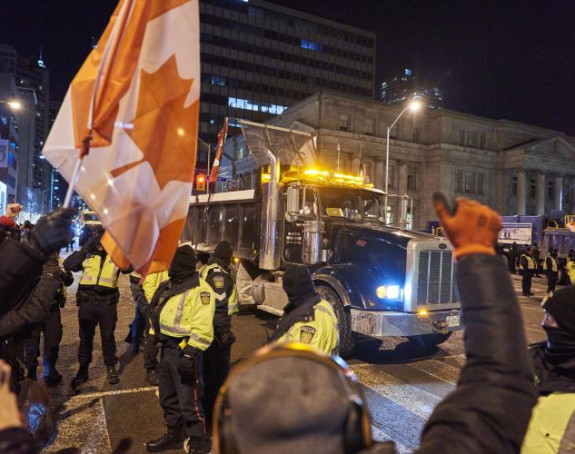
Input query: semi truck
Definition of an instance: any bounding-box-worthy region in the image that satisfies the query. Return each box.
[183,121,461,357]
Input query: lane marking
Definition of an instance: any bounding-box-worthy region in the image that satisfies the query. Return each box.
[69,386,158,401]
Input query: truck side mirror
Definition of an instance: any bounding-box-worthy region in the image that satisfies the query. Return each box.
[285,186,300,222]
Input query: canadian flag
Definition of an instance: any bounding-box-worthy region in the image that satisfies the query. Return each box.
[43,0,200,274]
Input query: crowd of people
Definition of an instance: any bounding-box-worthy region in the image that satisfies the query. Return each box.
[1,195,575,453]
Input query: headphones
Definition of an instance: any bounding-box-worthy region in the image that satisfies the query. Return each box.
[212,342,372,454]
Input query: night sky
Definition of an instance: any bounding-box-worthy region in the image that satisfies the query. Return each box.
[3,0,575,134]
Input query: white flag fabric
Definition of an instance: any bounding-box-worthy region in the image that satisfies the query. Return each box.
[43,0,200,274]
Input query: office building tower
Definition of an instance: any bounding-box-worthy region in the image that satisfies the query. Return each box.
[380,68,443,110]
[199,0,376,161]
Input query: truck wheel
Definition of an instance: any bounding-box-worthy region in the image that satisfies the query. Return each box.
[407,332,452,347]
[316,285,354,358]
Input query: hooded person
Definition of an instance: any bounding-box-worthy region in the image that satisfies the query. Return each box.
[521,287,575,452]
[199,241,239,426]
[146,244,216,454]
[268,265,339,356]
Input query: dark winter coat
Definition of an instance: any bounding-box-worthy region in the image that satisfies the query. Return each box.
[0,237,45,319]
[0,428,38,454]
[415,254,538,453]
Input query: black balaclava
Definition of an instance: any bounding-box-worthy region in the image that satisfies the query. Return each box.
[169,244,197,283]
[282,265,315,305]
[542,287,575,367]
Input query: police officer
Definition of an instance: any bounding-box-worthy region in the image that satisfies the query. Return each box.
[146,244,215,454]
[200,241,238,425]
[543,248,559,294]
[64,230,122,387]
[23,253,73,386]
[269,265,339,355]
[519,247,537,297]
[522,287,575,452]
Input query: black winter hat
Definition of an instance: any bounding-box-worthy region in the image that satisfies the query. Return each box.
[282,265,315,298]
[543,286,575,333]
[214,241,234,261]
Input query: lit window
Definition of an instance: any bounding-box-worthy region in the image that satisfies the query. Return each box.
[210,76,226,87]
[301,40,322,51]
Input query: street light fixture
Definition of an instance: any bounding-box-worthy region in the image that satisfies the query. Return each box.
[384,98,422,224]
[0,99,21,110]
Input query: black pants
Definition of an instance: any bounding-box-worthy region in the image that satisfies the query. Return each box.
[23,306,63,371]
[522,270,534,295]
[546,271,558,294]
[159,344,206,438]
[202,341,231,425]
[77,291,119,366]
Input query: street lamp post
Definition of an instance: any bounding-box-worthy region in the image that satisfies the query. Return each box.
[384,99,422,224]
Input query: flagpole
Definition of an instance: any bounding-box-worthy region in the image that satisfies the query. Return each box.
[63,157,83,208]
[207,143,211,196]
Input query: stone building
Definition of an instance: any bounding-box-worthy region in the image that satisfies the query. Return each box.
[221,90,575,229]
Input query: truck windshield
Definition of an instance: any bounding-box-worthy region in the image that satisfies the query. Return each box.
[317,187,384,223]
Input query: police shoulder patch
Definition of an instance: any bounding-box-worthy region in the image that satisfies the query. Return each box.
[213,275,225,289]
[200,291,211,305]
[299,325,316,344]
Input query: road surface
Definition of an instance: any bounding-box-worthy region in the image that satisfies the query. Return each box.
[38,270,546,453]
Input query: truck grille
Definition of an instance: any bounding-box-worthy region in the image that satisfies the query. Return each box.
[416,250,456,305]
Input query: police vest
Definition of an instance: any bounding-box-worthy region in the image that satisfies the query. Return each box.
[567,262,575,284]
[200,263,239,315]
[521,393,575,453]
[275,299,339,356]
[543,257,558,273]
[520,254,537,270]
[79,255,119,288]
[158,279,215,351]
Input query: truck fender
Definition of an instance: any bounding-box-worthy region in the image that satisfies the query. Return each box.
[312,274,353,307]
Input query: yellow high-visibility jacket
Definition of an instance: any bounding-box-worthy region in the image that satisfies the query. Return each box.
[275,299,339,355]
[521,393,575,453]
[143,271,169,302]
[79,255,120,288]
[158,279,215,351]
[567,261,575,285]
[520,254,537,271]
[200,263,238,316]
[543,256,558,273]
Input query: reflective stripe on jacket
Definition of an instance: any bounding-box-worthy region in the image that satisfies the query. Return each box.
[158,279,215,351]
[200,263,238,315]
[543,257,558,273]
[276,299,339,355]
[520,254,537,270]
[521,393,575,453]
[79,255,119,288]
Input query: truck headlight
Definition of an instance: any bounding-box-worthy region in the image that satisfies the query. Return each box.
[376,285,402,300]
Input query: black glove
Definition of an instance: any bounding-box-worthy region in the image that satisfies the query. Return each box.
[26,208,78,257]
[219,331,236,346]
[177,345,199,381]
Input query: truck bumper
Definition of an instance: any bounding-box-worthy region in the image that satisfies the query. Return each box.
[350,308,462,337]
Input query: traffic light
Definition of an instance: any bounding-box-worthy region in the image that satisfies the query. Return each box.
[196,174,206,192]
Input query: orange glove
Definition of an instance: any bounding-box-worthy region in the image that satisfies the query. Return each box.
[433,193,502,259]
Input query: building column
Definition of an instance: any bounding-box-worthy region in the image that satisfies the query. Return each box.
[535,173,546,215]
[375,159,385,190]
[352,156,361,176]
[516,169,527,215]
[398,162,408,195]
[554,175,563,211]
